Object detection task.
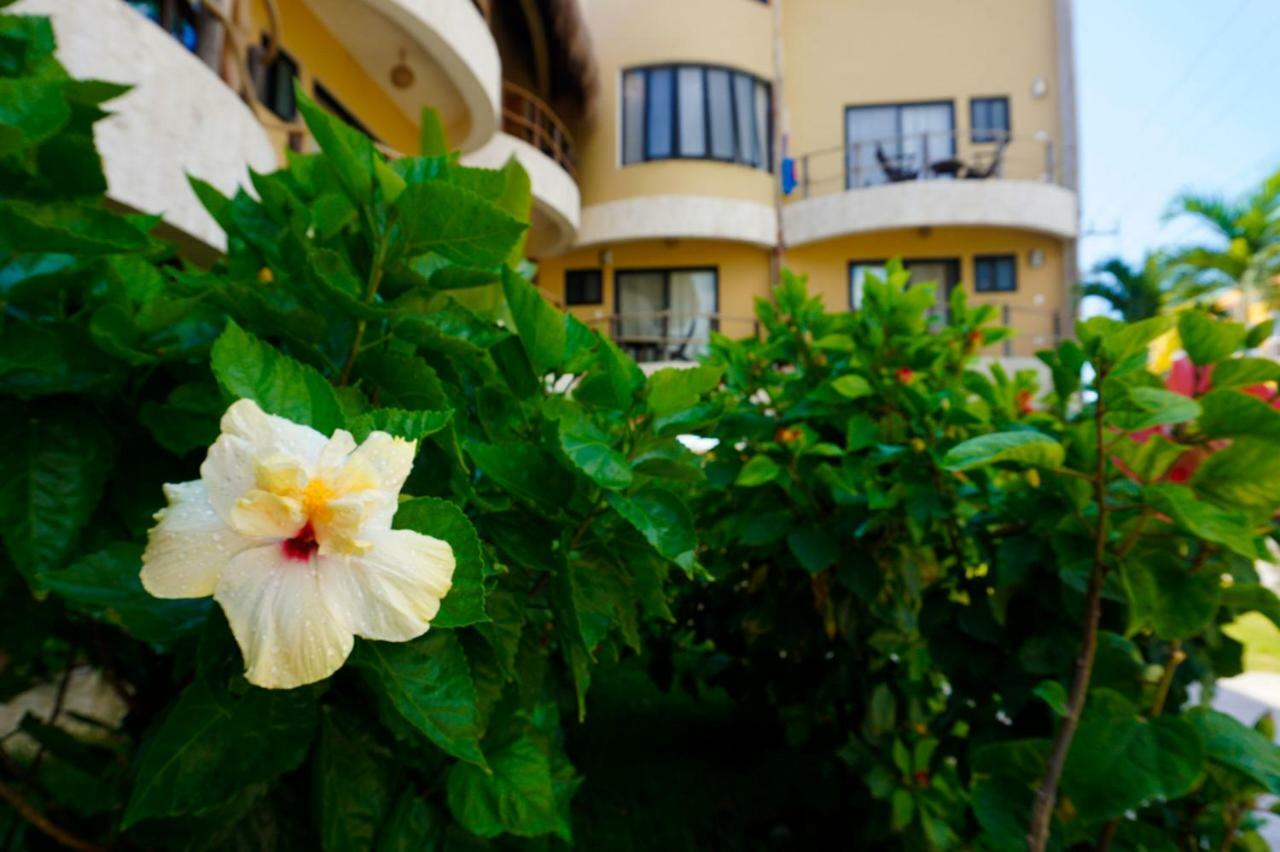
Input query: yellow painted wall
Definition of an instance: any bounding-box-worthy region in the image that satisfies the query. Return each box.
[246,0,418,155]
[538,239,772,341]
[785,226,1065,355]
[782,0,1065,187]
[574,0,776,208]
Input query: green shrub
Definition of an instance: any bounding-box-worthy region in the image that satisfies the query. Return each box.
[0,14,707,848]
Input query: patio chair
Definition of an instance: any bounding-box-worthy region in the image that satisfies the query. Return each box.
[876,144,918,182]
[964,138,1008,179]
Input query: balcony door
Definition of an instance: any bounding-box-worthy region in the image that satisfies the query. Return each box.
[616,268,719,362]
[845,102,955,188]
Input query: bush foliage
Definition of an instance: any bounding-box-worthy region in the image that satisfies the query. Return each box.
[4,13,1280,850]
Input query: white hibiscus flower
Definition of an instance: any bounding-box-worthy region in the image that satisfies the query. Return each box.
[141,399,455,689]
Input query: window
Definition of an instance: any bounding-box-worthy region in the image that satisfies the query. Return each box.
[845,101,954,187]
[974,255,1018,292]
[971,97,1010,144]
[615,268,718,361]
[621,65,771,170]
[849,258,959,311]
[315,83,378,141]
[255,42,300,121]
[565,269,603,306]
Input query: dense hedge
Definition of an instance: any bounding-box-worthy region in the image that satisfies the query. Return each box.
[4,13,1280,851]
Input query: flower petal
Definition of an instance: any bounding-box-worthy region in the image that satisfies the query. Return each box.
[214,545,354,689]
[319,528,454,642]
[201,400,328,525]
[141,481,256,598]
[339,432,418,529]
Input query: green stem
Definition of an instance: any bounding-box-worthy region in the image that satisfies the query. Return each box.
[338,233,389,386]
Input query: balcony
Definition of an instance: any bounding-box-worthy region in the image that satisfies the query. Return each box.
[782,129,1079,246]
[461,82,581,256]
[18,0,278,256]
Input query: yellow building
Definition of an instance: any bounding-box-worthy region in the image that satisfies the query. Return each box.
[29,0,1079,360]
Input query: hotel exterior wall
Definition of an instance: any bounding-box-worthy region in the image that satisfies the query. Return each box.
[571,0,776,242]
[785,227,1066,354]
[782,0,1067,184]
[538,239,772,341]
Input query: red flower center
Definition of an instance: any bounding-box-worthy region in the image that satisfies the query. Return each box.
[282,522,318,562]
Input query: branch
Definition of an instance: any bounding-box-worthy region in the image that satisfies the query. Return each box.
[0,779,106,852]
[1027,384,1110,852]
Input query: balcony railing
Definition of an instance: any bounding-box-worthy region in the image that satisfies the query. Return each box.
[789,129,1061,201]
[502,81,577,179]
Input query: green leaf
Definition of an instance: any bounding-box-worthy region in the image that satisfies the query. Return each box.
[295,86,374,204]
[0,78,69,155]
[496,158,532,262]
[139,382,223,455]
[1178,310,1246,365]
[606,486,696,572]
[645,363,724,416]
[941,431,1064,470]
[1145,483,1261,559]
[445,706,572,841]
[1121,552,1222,639]
[573,334,644,410]
[1199,388,1280,442]
[1192,439,1280,513]
[43,543,208,645]
[0,404,114,584]
[502,268,566,375]
[1060,689,1204,821]
[1110,386,1201,431]
[312,707,396,852]
[396,182,527,268]
[376,790,444,851]
[351,632,487,768]
[467,440,573,512]
[122,678,319,826]
[1032,680,1069,717]
[1184,707,1280,794]
[787,524,838,574]
[209,321,345,434]
[1213,357,1280,388]
[1099,314,1175,363]
[0,199,150,255]
[418,106,448,156]
[348,408,453,443]
[393,497,486,628]
[557,414,632,491]
[1110,432,1185,483]
[1220,583,1280,631]
[831,374,873,400]
[736,454,781,487]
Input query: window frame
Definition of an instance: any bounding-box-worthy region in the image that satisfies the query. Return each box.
[621,63,772,172]
[843,99,956,188]
[969,96,1011,144]
[314,82,379,142]
[614,266,720,360]
[973,254,1019,293]
[847,257,961,308]
[564,268,604,306]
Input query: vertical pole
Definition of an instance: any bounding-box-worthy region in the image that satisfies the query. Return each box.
[1003,304,1013,356]
[802,154,810,198]
[921,132,929,180]
[1045,139,1056,184]
[768,0,785,289]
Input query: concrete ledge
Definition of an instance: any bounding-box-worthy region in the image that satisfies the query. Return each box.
[20,0,278,254]
[577,195,777,248]
[783,179,1079,246]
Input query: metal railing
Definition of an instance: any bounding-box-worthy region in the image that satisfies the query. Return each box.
[790,128,1061,201]
[581,312,760,363]
[502,81,577,179]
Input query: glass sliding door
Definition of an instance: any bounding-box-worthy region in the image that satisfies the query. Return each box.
[846,101,954,187]
[615,268,719,362]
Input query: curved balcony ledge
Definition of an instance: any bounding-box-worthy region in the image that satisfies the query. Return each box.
[782,180,1079,247]
[315,0,500,153]
[576,195,777,249]
[21,0,278,255]
[463,132,580,256]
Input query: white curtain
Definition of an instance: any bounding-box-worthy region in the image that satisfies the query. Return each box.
[617,272,666,346]
[667,270,716,358]
[899,103,953,173]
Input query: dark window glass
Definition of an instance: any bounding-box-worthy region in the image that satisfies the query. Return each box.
[258,44,299,122]
[620,65,770,170]
[971,97,1010,143]
[645,67,675,159]
[315,82,377,141]
[974,255,1018,292]
[565,269,603,306]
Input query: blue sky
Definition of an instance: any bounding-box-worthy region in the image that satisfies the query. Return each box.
[1076,0,1280,272]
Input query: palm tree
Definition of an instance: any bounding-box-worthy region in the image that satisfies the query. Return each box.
[1079,254,1172,322]
[1163,167,1280,315]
